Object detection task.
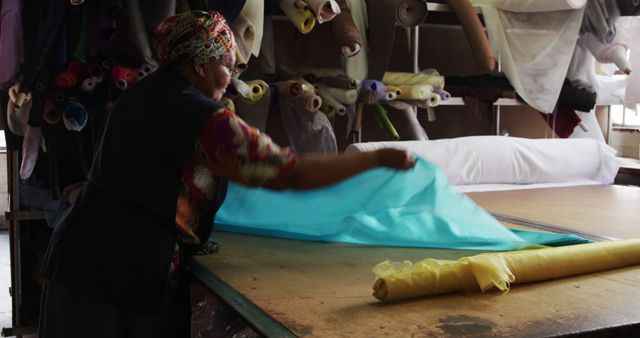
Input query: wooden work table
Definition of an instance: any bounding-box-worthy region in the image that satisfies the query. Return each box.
[191,230,640,337]
[468,185,640,240]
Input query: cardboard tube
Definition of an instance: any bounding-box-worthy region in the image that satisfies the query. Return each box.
[275,80,304,96]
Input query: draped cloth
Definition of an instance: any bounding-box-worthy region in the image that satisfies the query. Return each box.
[215,158,588,251]
[479,5,586,113]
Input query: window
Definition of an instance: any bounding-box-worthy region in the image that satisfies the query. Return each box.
[610,104,640,129]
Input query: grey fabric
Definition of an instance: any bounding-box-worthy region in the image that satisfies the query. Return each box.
[581,0,621,43]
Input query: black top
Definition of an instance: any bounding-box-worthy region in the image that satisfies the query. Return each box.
[43,67,225,313]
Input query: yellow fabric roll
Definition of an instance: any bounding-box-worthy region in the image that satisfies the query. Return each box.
[385,85,403,97]
[383,71,445,89]
[427,93,441,107]
[245,80,268,102]
[395,84,432,100]
[278,0,317,34]
[373,238,640,302]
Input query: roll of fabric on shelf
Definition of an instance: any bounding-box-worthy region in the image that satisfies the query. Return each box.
[231,0,264,61]
[234,80,271,132]
[276,79,337,154]
[331,0,363,57]
[278,0,317,34]
[366,0,429,80]
[305,0,341,23]
[373,238,640,302]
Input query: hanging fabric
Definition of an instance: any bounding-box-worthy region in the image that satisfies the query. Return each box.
[231,0,264,62]
[0,0,24,89]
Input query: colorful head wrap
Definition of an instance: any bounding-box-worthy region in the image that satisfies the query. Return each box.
[153,11,236,66]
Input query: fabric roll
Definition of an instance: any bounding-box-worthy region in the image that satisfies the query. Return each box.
[383,70,445,89]
[278,0,317,34]
[235,82,271,132]
[471,0,587,12]
[396,84,432,100]
[245,80,268,102]
[372,103,399,140]
[343,0,368,80]
[395,0,428,27]
[321,75,358,89]
[447,0,495,72]
[125,0,158,68]
[20,125,42,180]
[384,92,398,101]
[274,80,304,96]
[580,32,631,74]
[317,86,347,115]
[386,85,403,96]
[331,0,362,57]
[216,157,588,252]
[321,86,358,104]
[372,238,640,302]
[231,0,264,61]
[0,0,24,89]
[17,0,70,116]
[433,88,451,100]
[42,98,62,125]
[305,0,341,23]
[7,85,31,136]
[277,88,336,154]
[361,79,387,100]
[427,92,441,107]
[367,0,429,80]
[62,102,88,131]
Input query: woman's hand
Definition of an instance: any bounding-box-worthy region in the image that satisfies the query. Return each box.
[375,148,416,170]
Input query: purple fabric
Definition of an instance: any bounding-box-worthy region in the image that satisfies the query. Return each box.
[361,79,387,101]
[433,88,451,100]
[0,0,24,89]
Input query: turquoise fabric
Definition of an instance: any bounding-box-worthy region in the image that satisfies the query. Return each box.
[215,157,590,251]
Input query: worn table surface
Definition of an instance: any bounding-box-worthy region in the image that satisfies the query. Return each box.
[467,185,640,240]
[192,228,640,337]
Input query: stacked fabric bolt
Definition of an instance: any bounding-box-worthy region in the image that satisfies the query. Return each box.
[272,78,337,154]
[277,0,342,34]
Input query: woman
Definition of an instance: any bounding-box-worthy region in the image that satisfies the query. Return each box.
[38,11,414,338]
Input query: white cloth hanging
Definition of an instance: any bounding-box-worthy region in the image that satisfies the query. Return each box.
[478,5,586,114]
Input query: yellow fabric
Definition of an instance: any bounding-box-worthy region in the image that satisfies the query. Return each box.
[373,238,640,301]
[278,0,317,34]
[245,80,268,101]
[395,84,433,100]
[383,71,445,89]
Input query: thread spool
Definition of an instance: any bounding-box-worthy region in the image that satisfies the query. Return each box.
[82,78,97,92]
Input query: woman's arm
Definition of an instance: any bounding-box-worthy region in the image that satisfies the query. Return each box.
[264,148,415,190]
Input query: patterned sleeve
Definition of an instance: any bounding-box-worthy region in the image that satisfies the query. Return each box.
[195,107,298,186]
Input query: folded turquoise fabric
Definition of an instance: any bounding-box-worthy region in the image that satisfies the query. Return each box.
[215,157,590,251]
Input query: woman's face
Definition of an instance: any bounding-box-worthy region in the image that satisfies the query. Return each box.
[199,52,236,101]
